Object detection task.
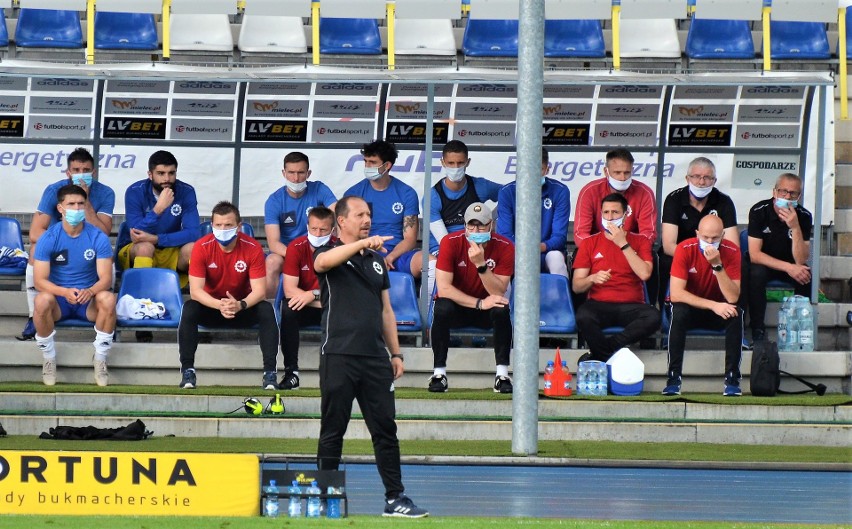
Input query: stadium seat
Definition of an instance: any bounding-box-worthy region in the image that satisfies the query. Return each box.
[14,8,84,49]
[388,271,423,332]
[766,21,831,60]
[740,229,794,290]
[602,283,651,335]
[462,20,518,57]
[319,18,382,55]
[510,274,577,335]
[0,217,26,277]
[685,19,755,60]
[198,221,255,238]
[0,9,9,48]
[618,18,681,59]
[116,268,184,329]
[94,12,158,50]
[661,286,725,338]
[238,15,308,54]
[169,14,234,52]
[392,0,458,58]
[544,19,606,58]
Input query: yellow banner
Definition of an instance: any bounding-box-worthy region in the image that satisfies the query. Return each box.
[0,451,259,516]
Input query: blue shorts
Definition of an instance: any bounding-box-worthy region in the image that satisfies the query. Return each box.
[393,249,418,276]
[57,297,91,322]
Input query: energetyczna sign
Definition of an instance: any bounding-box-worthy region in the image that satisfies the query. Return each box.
[0,451,259,516]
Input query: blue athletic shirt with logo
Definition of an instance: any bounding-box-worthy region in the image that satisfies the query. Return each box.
[34,221,112,288]
[427,176,502,254]
[36,179,116,226]
[344,177,419,254]
[264,181,337,245]
[119,179,201,249]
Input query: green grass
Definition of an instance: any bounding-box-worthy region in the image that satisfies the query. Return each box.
[0,515,844,529]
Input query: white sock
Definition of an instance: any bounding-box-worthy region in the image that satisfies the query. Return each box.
[545,251,569,278]
[496,365,509,378]
[25,264,36,317]
[426,259,436,299]
[433,367,446,377]
[36,330,57,359]
[93,327,113,361]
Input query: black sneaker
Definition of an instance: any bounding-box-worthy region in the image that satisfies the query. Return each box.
[752,328,766,342]
[427,374,448,393]
[383,494,428,518]
[661,374,682,396]
[279,371,300,390]
[262,371,278,390]
[179,369,196,389]
[493,375,513,394]
[136,330,153,343]
[15,317,35,341]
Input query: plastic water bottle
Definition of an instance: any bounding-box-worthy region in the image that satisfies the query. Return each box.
[543,361,554,390]
[799,302,814,352]
[306,480,322,518]
[326,486,342,518]
[588,362,599,395]
[263,480,279,518]
[595,362,608,396]
[576,362,589,395]
[777,297,789,351]
[788,301,800,348]
[560,360,573,394]
[287,480,302,517]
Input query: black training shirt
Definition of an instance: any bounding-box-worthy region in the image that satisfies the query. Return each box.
[314,241,391,357]
[747,198,813,264]
[661,186,737,244]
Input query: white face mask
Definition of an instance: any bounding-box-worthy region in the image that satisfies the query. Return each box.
[688,183,713,199]
[602,215,624,233]
[212,227,238,246]
[608,176,631,192]
[364,165,385,181]
[443,166,465,183]
[286,180,307,193]
[307,233,331,248]
[698,239,721,253]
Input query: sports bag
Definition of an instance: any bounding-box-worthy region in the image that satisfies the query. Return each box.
[750,340,827,396]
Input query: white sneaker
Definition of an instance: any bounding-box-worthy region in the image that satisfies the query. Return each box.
[42,359,56,386]
[94,358,109,387]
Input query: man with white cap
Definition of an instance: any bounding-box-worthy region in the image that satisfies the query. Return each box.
[429,202,515,393]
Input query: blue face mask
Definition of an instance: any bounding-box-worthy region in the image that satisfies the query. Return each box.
[698,239,721,254]
[64,208,85,226]
[212,227,238,246]
[71,173,93,187]
[775,198,798,209]
[466,232,491,245]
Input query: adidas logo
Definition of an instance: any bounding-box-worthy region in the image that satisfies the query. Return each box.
[594,252,604,259]
[457,261,466,267]
[208,263,218,268]
[763,227,771,234]
[301,265,309,271]
[55,255,66,262]
[688,267,698,273]
[284,215,295,223]
[681,213,688,220]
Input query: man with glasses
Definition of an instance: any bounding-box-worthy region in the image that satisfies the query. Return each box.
[429,202,514,393]
[659,157,738,309]
[744,173,812,342]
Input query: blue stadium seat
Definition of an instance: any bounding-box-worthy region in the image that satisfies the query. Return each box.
[94,12,158,50]
[388,271,422,332]
[767,21,830,60]
[116,268,183,329]
[113,221,129,278]
[511,274,577,334]
[462,19,518,57]
[544,20,606,58]
[0,9,9,48]
[15,8,83,49]
[740,229,793,289]
[319,18,382,55]
[685,19,755,60]
[199,221,255,238]
[602,283,650,335]
[0,217,26,277]
[661,286,725,338]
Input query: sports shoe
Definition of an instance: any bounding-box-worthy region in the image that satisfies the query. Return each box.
[135,330,153,343]
[179,369,196,389]
[493,375,513,394]
[752,328,766,343]
[723,380,742,397]
[427,374,448,393]
[93,358,109,387]
[741,338,753,351]
[262,371,278,390]
[383,494,429,518]
[279,371,300,390]
[17,317,36,341]
[661,375,681,396]
[42,358,56,386]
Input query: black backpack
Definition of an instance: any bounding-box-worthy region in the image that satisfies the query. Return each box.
[750,341,827,396]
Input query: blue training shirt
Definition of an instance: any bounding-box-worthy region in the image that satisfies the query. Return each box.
[496,177,571,252]
[34,221,112,288]
[120,179,201,249]
[264,181,337,245]
[427,175,502,254]
[36,179,116,226]
[344,177,419,254]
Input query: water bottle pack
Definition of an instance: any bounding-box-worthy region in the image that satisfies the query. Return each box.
[778,295,814,352]
[263,480,279,518]
[577,360,607,396]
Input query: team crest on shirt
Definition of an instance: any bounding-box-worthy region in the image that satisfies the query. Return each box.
[170,204,182,216]
[373,261,383,275]
[83,249,96,261]
[234,260,247,273]
[626,205,633,217]
[392,202,403,215]
[543,198,552,210]
[709,209,718,216]
[485,258,496,270]
[305,206,313,216]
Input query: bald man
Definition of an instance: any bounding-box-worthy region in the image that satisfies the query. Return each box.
[664,215,744,397]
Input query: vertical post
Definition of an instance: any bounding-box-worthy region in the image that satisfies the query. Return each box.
[312,1,320,65]
[839,8,848,120]
[810,84,827,338]
[512,0,544,457]
[611,4,621,70]
[419,83,435,344]
[162,0,171,61]
[86,0,95,65]
[762,6,771,71]
[387,2,395,70]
